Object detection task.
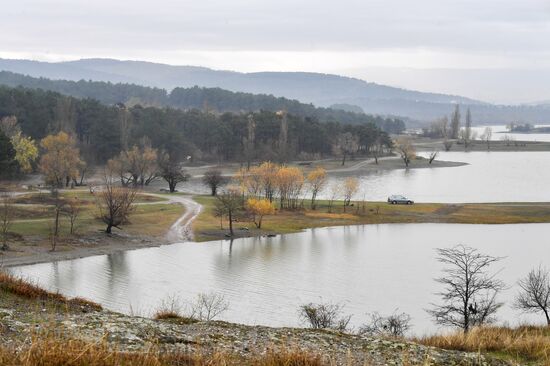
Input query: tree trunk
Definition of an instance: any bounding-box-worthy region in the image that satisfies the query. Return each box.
[211,186,217,196]
[169,180,176,193]
[106,223,113,234]
[258,216,263,229]
[228,210,234,236]
[311,192,317,210]
[544,309,550,326]
[341,153,347,166]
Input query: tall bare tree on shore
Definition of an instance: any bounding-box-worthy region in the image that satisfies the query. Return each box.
[450,105,461,139]
[515,266,550,326]
[428,245,505,333]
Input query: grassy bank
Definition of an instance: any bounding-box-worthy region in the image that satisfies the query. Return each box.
[416,326,550,365]
[1,190,185,263]
[193,195,550,242]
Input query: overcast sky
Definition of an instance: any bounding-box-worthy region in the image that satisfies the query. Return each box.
[2,0,550,103]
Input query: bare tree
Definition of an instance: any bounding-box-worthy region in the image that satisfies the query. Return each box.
[428,245,505,333]
[49,189,64,251]
[327,182,341,213]
[215,188,244,236]
[202,170,228,196]
[299,302,352,332]
[481,127,493,151]
[515,266,550,325]
[190,292,230,321]
[358,311,412,338]
[1,193,12,251]
[63,197,80,235]
[333,132,359,166]
[96,176,137,234]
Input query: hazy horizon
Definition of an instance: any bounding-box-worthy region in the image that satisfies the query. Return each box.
[2,0,550,104]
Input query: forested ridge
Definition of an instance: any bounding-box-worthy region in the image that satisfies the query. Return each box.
[0,85,392,169]
[0,71,406,131]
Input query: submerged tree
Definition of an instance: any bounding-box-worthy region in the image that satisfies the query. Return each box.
[428,245,505,333]
[515,266,550,326]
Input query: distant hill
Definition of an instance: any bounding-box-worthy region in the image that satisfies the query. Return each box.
[1,58,550,124]
[0,71,406,133]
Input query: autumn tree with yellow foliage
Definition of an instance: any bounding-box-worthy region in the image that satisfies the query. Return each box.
[343,177,359,211]
[276,166,304,209]
[307,167,327,209]
[39,132,84,187]
[0,116,38,174]
[246,198,275,229]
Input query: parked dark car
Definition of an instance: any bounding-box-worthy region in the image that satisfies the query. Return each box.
[387,195,414,205]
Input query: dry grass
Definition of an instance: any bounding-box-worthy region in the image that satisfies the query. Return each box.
[0,271,102,311]
[416,325,550,364]
[0,332,327,366]
[192,195,550,242]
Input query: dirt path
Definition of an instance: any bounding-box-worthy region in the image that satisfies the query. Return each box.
[154,194,202,242]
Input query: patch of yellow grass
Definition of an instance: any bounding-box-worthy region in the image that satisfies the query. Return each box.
[416,326,550,364]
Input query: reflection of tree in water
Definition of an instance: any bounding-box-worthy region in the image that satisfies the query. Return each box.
[102,251,132,308]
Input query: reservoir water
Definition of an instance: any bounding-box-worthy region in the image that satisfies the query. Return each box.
[10,223,550,335]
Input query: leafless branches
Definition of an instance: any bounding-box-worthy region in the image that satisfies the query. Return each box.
[515,266,550,325]
[96,175,137,234]
[299,302,352,332]
[428,245,506,333]
[189,292,230,321]
[358,311,412,338]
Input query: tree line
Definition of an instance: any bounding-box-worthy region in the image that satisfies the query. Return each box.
[0,71,406,132]
[0,85,393,180]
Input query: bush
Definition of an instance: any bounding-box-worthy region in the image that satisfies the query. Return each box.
[299,302,351,332]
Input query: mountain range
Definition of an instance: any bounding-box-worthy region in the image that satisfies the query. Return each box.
[0,58,549,124]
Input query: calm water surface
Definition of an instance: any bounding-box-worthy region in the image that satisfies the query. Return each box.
[174,151,550,203]
[11,223,550,335]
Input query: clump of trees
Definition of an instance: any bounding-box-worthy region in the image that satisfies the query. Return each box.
[0,85,393,168]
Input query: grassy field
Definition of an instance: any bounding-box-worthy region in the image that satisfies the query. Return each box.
[4,190,184,250]
[193,195,550,242]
